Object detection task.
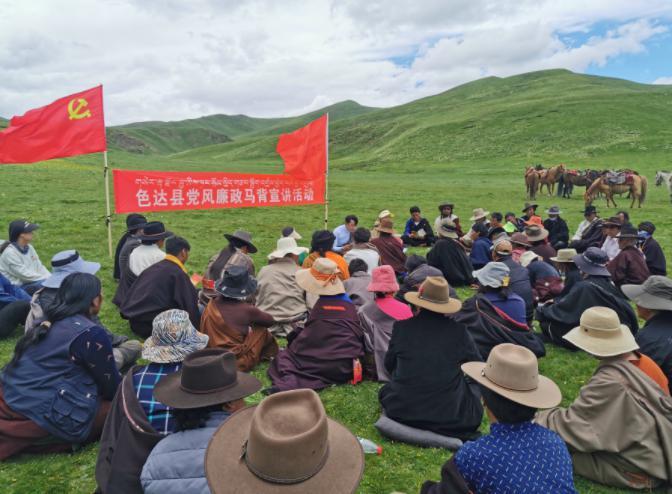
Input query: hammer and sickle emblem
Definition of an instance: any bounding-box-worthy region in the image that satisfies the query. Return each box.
[67,98,92,120]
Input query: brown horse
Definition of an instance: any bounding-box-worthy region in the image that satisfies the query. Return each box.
[525,167,540,200]
[539,164,565,196]
[584,174,647,208]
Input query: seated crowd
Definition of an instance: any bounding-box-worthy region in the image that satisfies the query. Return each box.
[0,200,670,493]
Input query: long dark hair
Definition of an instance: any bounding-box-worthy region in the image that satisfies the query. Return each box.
[0,240,10,255]
[173,405,222,431]
[310,231,335,258]
[5,273,101,369]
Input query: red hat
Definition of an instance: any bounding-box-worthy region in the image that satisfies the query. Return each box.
[367,265,399,293]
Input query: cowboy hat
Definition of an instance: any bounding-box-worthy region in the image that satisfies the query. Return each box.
[550,248,577,263]
[378,209,394,219]
[296,257,345,296]
[216,265,257,300]
[582,205,597,216]
[473,262,510,288]
[125,213,148,232]
[404,276,462,314]
[519,251,541,268]
[602,216,622,228]
[573,247,610,276]
[615,225,640,239]
[438,202,454,211]
[622,276,672,312]
[462,343,561,409]
[510,232,530,248]
[281,226,302,240]
[268,237,308,260]
[545,205,562,215]
[142,309,209,363]
[521,202,538,213]
[524,225,549,242]
[493,239,513,256]
[43,250,100,289]
[376,218,395,234]
[563,306,639,357]
[469,208,489,221]
[154,348,262,409]
[205,389,364,494]
[367,265,399,293]
[224,230,258,254]
[138,221,173,242]
[437,218,458,239]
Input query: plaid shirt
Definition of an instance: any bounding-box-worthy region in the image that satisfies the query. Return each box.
[132,362,182,435]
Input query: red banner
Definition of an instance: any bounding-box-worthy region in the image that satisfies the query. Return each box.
[0,86,106,164]
[113,169,325,214]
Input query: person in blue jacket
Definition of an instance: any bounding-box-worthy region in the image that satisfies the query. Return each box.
[469,223,492,270]
[0,272,31,338]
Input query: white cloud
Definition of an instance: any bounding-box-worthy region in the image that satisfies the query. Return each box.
[653,76,672,84]
[0,0,670,124]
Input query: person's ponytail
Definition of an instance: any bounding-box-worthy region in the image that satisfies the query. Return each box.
[5,322,51,370]
[0,240,11,255]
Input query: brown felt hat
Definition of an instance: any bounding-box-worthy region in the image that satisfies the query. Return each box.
[153,348,261,409]
[510,232,530,247]
[205,389,364,494]
[404,276,462,314]
[524,225,549,242]
[462,343,562,409]
[376,218,396,234]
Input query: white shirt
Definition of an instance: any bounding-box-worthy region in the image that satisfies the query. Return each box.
[129,244,165,276]
[344,248,380,274]
[601,236,621,260]
[0,243,50,285]
[572,219,590,241]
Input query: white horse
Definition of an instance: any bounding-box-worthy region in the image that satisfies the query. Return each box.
[655,171,672,202]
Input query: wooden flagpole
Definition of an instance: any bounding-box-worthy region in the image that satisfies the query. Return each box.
[323,112,329,230]
[104,151,113,257]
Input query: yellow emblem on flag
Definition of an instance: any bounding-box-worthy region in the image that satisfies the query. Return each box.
[67,98,91,120]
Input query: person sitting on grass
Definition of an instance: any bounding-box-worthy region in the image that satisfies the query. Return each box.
[520,202,541,225]
[607,225,650,289]
[537,306,672,491]
[332,214,358,253]
[94,309,209,494]
[422,343,576,494]
[268,258,364,393]
[343,259,373,307]
[395,254,446,303]
[503,212,521,234]
[140,349,262,494]
[434,202,463,238]
[600,216,622,260]
[113,214,147,282]
[0,272,30,339]
[469,223,492,270]
[379,277,483,441]
[510,232,530,263]
[0,273,120,460]
[454,262,545,359]
[491,239,534,324]
[402,206,435,247]
[358,265,412,382]
[344,227,380,274]
[302,230,350,280]
[525,225,556,264]
[0,219,50,295]
[427,219,473,287]
[551,248,581,296]
[371,219,407,277]
[638,221,666,276]
[544,205,569,250]
[121,236,200,338]
[200,266,278,372]
[520,251,563,305]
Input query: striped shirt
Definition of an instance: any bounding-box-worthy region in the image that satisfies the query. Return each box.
[132,362,182,435]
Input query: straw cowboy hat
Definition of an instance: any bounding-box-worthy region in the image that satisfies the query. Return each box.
[268,237,308,260]
[295,257,345,296]
[437,218,459,239]
[524,225,549,242]
[473,262,510,288]
[142,309,209,364]
[368,265,399,293]
[376,218,396,234]
[469,208,489,221]
[154,348,262,409]
[550,248,577,263]
[224,230,258,254]
[404,276,462,314]
[205,389,364,494]
[622,275,672,312]
[563,306,639,357]
[462,343,562,409]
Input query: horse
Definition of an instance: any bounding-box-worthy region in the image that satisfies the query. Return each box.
[558,169,599,198]
[539,164,565,196]
[584,174,647,208]
[525,167,540,200]
[655,171,672,203]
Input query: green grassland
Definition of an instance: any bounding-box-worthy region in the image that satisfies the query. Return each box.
[1,69,671,493]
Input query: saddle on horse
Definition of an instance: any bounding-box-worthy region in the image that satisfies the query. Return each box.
[605,171,634,185]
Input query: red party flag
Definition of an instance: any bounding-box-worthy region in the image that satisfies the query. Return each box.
[276,114,328,180]
[0,86,106,164]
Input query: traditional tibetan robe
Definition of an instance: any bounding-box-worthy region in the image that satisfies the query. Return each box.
[426,238,473,287]
[371,235,407,275]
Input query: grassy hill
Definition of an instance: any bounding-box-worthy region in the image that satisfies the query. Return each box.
[0,116,7,130]
[107,100,376,155]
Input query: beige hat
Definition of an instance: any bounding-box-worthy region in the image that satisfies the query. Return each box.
[378,209,394,219]
[550,248,577,263]
[295,257,345,296]
[268,237,308,260]
[437,218,458,239]
[404,276,462,314]
[205,389,364,494]
[524,225,549,242]
[493,239,513,256]
[462,343,562,409]
[563,306,639,357]
[622,275,672,311]
[519,251,541,268]
[469,208,489,221]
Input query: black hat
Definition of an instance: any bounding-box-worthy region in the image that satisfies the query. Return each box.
[573,247,610,276]
[522,202,538,213]
[216,265,258,300]
[126,214,148,232]
[638,221,655,234]
[9,219,39,242]
[582,206,597,216]
[487,226,506,239]
[224,230,258,254]
[139,221,172,242]
[615,225,640,239]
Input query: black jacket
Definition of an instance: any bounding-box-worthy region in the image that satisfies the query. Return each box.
[379,310,483,440]
[570,218,604,253]
[427,239,474,287]
[543,217,569,249]
[642,237,667,276]
[636,311,672,393]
